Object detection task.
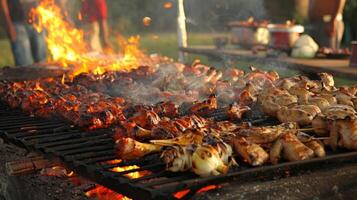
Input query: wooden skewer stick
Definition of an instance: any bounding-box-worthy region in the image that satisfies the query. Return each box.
[297,128,316,132]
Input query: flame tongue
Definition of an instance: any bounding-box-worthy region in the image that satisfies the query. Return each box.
[31,0,148,76]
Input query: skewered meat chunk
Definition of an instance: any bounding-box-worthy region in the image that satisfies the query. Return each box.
[305,96,330,111]
[153,101,179,118]
[277,105,321,126]
[236,123,298,144]
[327,119,357,150]
[128,109,161,130]
[270,132,314,165]
[233,137,269,166]
[312,104,357,136]
[296,133,326,158]
[259,88,298,117]
[189,94,217,116]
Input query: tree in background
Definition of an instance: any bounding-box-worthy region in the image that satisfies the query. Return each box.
[343,0,357,43]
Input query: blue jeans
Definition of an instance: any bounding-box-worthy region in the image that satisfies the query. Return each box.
[11,23,47,66]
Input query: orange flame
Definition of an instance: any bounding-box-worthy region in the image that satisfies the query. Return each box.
[61,74,65,84]
[85,160,150,200]
[31,0,149,76]
[163,2,173,9]
[34,81,44,91]
[174,185,219,199]
[85,185,132,200]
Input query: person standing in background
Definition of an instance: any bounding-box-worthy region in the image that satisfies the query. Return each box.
[309,0,346,49]
[0,0,47,66]
[81,0,111,52]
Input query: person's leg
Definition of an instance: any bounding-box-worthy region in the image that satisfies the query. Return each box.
[10,23,33,66]
[26,25,47,63]
[335,20,344,49]
[85,22,102,52]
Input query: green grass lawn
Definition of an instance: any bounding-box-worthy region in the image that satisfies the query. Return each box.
[0,39,14,67]
[0,32,214,67]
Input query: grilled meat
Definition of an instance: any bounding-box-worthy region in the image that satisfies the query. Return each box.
[270,132,314,165]
[233,137,269,166]
[115,137,162,160]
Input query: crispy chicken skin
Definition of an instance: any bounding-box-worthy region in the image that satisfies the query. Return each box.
[236,123,298,144]
[277,105,321,126]
[233,137,269,166]
[116,137,162,160]
[270,132,314,165]
[328,119,357,150]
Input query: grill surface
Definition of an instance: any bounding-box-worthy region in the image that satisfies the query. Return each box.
[1,103,357,200]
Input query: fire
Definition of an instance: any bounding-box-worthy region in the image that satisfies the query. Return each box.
[85,185,132,200]
[85,160,150,200]
[174,185,220,199]
[163,2,173,9]
[34,81,44,91]
[30,0,149,76]
[61,74,65,84]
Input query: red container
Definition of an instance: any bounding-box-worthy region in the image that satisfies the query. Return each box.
[350,41,357,68]
[267,24,304,50]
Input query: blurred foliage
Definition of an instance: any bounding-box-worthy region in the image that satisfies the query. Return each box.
[1,0,357,40]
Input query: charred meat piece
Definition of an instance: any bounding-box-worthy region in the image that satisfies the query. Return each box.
[116,137,162,160]
[189,94,217,116]
[233,137,269,166]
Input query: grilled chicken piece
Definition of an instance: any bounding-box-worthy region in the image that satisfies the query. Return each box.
[116,137,162,160]
[277,104,321,126]
[327,119,357,150]
[153,101,179,118]
[312,115,328,136]
[270,132,314,165]
[318,72,335,88]
[128,109,161,130]
[233,137,268,166]
[315,93,337,105]
[305,97,330,111]
[296,132,326,158]
[312,104,357,136]
[336,119,357,150]
[227,104,251,121]
[288,86,313,102]
[189,94,217,115]
[259,88,298,117]
[237,123,298,144]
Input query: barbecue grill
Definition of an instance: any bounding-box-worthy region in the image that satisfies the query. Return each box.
[1,98,357,200]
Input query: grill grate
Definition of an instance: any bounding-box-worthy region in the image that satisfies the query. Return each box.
[1,103,357,200]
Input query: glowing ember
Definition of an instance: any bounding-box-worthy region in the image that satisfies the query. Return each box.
[142,17,152,26]
[30,0,149,76]
[61,74,65,85]
[85,160,150,200]
[106,159,150,179]
[85,185,132,200]
[163,2,173,9]
[174,185,220,199]
[34,81,44,92]
[40,165,74,177]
